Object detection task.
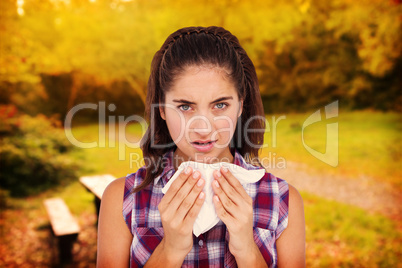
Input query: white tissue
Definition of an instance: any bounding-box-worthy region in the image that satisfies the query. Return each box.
[161,161,265,237]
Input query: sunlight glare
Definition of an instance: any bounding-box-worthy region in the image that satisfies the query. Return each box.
[17,7,24,16]
[16,0,24,16]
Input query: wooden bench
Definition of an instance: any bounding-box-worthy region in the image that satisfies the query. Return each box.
[44,198,80,263]
[79,174,116,216]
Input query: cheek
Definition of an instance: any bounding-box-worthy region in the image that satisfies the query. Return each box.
[213,113,238,137]
[165,110,185,141]
[215,118,232,130]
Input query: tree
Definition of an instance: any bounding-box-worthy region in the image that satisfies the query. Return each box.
[257,0,402,111]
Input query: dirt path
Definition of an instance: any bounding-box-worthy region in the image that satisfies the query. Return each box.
[268,161,402,222]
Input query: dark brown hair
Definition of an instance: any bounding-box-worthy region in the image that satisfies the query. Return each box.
[136,26,265,192]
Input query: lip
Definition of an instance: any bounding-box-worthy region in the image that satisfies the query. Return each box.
[191,140,217,152]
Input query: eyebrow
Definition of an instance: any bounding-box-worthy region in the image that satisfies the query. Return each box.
[172,96,233,105]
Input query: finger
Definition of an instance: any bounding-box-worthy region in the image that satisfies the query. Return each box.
[175,177,205,220]
[213,169,242,206]
[168,170,202,212]
[217,167,252,204]
[213,195,234,226]
[182,191,206,229]
[212,178,237,216]
[161,166,193,206]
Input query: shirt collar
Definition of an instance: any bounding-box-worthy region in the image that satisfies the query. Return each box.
[153,149,175,186]
[154,149,259,186]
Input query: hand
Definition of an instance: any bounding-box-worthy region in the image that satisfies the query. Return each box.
[212,166,256,259]
[157,166,205,263]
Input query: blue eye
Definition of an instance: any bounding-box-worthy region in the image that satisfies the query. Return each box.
[179,105,190,111]
[215,103,227,109]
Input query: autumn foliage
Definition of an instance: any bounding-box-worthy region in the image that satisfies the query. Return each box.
[0,0,400,119]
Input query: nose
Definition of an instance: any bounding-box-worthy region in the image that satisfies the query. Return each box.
[188,114,213,137]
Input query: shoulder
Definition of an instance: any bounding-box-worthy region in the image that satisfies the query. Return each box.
[276,183,306,266]
[286,183,305,237]
[97,177,133,267]
[98,176,133,234]
[288,184,304,212]
[102,165,147,207]
[102,177,127,207]
[106,176,127,191]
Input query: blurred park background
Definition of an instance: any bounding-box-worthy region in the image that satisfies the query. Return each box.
[0,0,401,267]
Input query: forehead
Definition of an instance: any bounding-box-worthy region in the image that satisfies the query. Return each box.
[165,65,238,101]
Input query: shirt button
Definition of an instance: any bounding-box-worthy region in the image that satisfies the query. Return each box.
[198,240,204,247]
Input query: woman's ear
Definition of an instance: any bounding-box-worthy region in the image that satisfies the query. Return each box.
[159,104,166,120]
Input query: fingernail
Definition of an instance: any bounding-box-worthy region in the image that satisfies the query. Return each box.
[214,180,219,188]
[197,179,204,187]
[193,171,200,179]
[215,170,222,178]
[199,192,205,199]
[214,195,220,203]
[221,166,228,173]
[185,166,192,174]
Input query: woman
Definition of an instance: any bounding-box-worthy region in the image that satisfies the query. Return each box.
[97,26,305,267]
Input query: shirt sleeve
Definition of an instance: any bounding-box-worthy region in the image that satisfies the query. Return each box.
[122,168,147,234]
[122,172,136,235]
[252,173,289,266]
[275,178,289,239]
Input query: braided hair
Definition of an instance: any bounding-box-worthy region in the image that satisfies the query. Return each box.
[137,26,265,192]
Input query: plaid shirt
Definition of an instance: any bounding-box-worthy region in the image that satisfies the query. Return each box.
[123,150,289,268]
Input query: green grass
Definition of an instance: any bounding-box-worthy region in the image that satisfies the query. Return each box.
[303,192,401,267]
[261,110,402,186]
[68,123,144,177]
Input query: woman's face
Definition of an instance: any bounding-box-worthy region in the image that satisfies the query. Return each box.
[160,65,243,167]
